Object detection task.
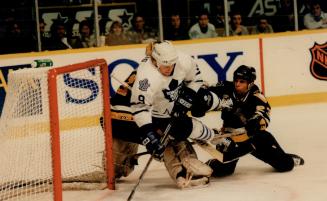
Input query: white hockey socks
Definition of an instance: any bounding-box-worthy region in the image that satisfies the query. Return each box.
[188,118,216,142]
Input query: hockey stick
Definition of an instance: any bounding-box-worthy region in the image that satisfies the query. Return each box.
[215,127,247,139]
[127,123,172,201]
[193,127,247,163]
[111,73,133,90]
[131,151,150,158]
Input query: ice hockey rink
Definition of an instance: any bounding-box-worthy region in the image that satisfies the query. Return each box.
[65,102,327,201]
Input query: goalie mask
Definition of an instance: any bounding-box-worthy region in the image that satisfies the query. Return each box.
[151,41,178,66]
[233,65,256,83]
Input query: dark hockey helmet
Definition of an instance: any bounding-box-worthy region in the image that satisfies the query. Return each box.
[233,65,256,83]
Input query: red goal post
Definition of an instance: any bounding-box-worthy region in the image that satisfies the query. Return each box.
[48,59,115,201]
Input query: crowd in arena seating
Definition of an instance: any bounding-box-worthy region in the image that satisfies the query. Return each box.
[0,0,326,54]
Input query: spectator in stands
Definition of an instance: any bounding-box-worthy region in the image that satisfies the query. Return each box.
[188,10,218,39]
[105,21,132,46]
[303,1,327,29]
[299,0,312,15]
[299,0,312,29]
[164,13,189,41]
[39,19,47,39]
[1,20,33,54]
[71,20,96,48]
[126,13,158,44]
[252,15,274,34]
[45,19,73,50]
[273,0,295,32]
[229,11,249,36]
[211,0,226,28]
[32,18,50,51]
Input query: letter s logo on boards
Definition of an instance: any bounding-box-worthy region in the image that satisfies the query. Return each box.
[62,59,139,99]
[64,68,99,104]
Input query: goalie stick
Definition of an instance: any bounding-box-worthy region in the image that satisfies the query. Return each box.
[193,127,247,163]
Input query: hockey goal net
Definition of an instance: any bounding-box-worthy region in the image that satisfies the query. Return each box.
[0,59,115,201]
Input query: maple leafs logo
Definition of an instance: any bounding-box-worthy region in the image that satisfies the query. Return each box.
[162,79,182,102]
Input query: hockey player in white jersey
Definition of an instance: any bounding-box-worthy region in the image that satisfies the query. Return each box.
[131,41,221,143]
[130,41,226,188]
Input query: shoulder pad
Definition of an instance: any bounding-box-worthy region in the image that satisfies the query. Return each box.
[250,84,260,93]
[253,92,268,103]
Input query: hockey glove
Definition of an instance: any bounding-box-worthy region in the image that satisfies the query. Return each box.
[191,87,213,117]
[140,124,165,160]
[172,87,196,118]
[217,95,233,111]
[245,115,261,136]
[216,137,234,153]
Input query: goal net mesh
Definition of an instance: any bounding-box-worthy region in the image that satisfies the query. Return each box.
[0,60,112,201]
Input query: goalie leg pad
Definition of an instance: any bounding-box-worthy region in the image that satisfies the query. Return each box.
[163,140,212,188]
[175,140,212,176]
[112,138,139,179]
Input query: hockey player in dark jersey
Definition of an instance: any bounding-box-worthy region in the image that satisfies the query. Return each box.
[107,71,140,179]
[202,65,305,177]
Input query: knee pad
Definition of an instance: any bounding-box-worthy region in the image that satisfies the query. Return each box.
[163,140,212,188]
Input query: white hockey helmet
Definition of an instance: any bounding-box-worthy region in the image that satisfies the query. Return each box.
[151,41,178,66]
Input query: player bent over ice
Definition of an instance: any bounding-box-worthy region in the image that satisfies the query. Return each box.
[197,65,304,176]
[130,41,231,188]
[107,71,213,186]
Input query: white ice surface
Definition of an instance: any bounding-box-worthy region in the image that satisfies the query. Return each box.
[65,102,327,201]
